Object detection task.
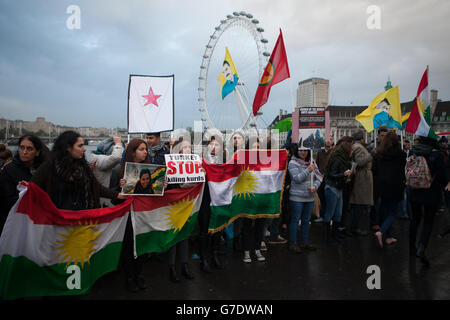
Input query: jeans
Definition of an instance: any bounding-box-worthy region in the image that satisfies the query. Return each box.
[324,185,343,223]
[350,204,370,233]
[289,200,315,244]
[379,198,401,238]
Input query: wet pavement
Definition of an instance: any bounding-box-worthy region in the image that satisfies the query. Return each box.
[79,211,450,300]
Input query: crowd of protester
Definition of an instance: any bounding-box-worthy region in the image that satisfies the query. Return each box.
[0,126,449,295]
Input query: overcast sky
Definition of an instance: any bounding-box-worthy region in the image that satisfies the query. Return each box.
[1,0,449,130]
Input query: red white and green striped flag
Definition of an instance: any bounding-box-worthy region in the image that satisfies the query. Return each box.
[203,150,288,233]
[405,67,438,138]
[132,183,204,256]
[0,182,133,300]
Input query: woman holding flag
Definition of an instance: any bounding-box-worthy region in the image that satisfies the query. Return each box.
[165,137,196,283]
[31,131,124,210]
[287,143,322,253]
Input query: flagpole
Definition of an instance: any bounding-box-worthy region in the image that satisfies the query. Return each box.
[289,77,296,113]
[310,148,314,187]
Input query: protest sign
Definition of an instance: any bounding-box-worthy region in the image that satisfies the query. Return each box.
[165,154,205,184]
[121,163,166,196]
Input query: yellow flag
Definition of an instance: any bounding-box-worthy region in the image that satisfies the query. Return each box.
[217,47,239,100]
[355,86,402,132]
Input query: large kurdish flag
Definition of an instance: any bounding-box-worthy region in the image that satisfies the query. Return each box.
[132,182,204,256]
[203,149,288,233]
[0,182,133,300]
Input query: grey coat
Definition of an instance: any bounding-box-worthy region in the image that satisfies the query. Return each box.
[349,141,373,205]
[288,158,321,202]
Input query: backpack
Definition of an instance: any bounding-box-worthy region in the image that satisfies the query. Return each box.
[405,154,432,189]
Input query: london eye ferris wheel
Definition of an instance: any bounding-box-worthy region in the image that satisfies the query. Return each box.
[198,11,271,131]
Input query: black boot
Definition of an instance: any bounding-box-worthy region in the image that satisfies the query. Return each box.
[169,266,180,283]
[416,244,430,267]
[181,263,195,279]
[212,250,224,269]
[135,275,147,290]
[126,277,139,292]
[200,258,212,273]
[331,223,343,243]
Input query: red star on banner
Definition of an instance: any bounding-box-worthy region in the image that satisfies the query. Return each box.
[142,87,161,107]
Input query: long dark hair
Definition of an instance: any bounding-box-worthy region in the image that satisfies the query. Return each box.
[134,168,153,194]
[18,134,48,168]
[119,138,149,179]
[377,132,400,156]
[52,131,82,161]
[51,131,96,208]
[289,143,311,162]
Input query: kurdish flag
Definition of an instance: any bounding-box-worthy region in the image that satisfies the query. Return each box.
[0,182,133,300]
[132,182,204,256]
[405,67,438,138]
[355,86,402,132]
[203,149,288,233]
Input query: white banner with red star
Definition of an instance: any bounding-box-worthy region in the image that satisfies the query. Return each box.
[127,75,174,133]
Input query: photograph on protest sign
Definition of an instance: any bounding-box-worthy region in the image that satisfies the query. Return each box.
[298,107,326,149]
[165,154,205,184]
[121,163,167,196]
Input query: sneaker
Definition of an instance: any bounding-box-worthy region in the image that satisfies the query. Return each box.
[268,235,288,244]
[255,249,266,262]
[313,217,324,223]
[260,241,267,251]
[243,251,252,263]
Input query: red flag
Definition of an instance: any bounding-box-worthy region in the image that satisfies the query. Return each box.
[252,29,290,116]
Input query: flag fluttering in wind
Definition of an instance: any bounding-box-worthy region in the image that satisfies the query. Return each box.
[217,47,239,100]
[405,67,438,138]
[0,182,133,300]
[202,150,288,233]
[355,86,402,132]
[252,29,290,116]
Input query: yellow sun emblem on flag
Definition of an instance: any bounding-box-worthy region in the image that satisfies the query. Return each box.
[55,220,103,269]
[233,168,260,199]
[165,197,195,233]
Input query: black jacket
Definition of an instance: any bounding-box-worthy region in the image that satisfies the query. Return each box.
[324,146,352,190]
[373,146,406,201]
[0,155,33,231]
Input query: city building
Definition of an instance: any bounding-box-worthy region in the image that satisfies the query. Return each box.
[297,77,329,108]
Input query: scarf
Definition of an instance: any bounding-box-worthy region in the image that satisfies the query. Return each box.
[292,156,323,183]
[54,156,95,209]
[148,142,166,159]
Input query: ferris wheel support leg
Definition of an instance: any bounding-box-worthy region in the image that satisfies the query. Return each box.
[234,88,257,129]
[234,89,246,128]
